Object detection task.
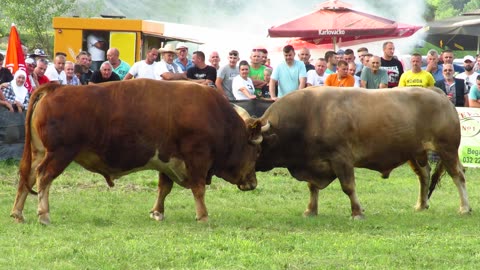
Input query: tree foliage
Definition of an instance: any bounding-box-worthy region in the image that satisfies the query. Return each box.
[0,0,103,54]
[427,0,480,19]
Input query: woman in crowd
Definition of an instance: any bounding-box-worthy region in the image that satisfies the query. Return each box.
[0,70,30,112]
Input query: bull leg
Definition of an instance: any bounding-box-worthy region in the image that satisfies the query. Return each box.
[438,155,471,214]
[191,184,208,222]
[36,150,76,225]
[331,162,363,219]
[10,150,45,223]
[408,160,431,211]
[303,182,319,217]
[150,173,173,221]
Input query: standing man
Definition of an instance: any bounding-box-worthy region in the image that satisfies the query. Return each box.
[453,55,478,92]
[306,58,328,87]
[423,49,443,82]
[87,32,106,71]
[380,41,404,88]
[123,47,158,80]
[174,42,193,72]
[216,50,240,100]
[441,49,464,74]
[456,55,477,93]
[249,48,267,95]
[398,53,435,87]
[106,48,131,80]
[298,48,314,71]
[360,55,388,89]
[187,51,217,86]
[324,51,338,75]
[154,44,186,81]
[269,45,307,100]
[434,64,468,107]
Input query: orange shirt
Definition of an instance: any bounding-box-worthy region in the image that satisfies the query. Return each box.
[325,74,355,87]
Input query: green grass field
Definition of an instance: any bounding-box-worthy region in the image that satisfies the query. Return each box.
[1,160,479,269]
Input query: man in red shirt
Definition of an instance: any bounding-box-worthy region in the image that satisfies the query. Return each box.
[34,58,50,85]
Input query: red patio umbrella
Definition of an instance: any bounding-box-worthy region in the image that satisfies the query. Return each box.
[268,0,421,50]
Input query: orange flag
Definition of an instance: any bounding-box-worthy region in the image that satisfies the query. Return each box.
[4,23,32,92]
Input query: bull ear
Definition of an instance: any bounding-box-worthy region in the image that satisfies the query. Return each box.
[247,119,269,145]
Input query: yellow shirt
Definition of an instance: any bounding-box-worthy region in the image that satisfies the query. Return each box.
[398,70,435,87]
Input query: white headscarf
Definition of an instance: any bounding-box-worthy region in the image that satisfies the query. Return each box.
[11,70,28,103]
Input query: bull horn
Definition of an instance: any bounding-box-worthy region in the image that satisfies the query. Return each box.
[261,121,270,133]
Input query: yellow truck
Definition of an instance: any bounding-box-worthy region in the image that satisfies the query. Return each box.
[53,16,205,65]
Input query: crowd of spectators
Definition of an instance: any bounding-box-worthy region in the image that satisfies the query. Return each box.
[3,40,480,112]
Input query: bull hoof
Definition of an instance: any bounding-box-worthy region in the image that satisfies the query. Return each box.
[10,212,25,223]
[38,214,51,226]
[196,216,208,223]
[150,211,165,221]
[459,206,472,215]
[415,204,429,211]
[352,214,365,220]
[303,209,318,217]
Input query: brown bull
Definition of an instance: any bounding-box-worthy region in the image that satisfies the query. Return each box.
[11,79,267,224]
[254,87,471,219]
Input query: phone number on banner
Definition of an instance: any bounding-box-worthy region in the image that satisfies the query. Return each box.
[460,146,480,167]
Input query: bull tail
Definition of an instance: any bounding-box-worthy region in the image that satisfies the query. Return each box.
[19,86,54,195]
[428,160,446,199]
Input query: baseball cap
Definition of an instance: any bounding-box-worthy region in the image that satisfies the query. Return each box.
[336,49,345,55]
[176,42,188,50]
[463,55,475,62]
[25,58,36,65]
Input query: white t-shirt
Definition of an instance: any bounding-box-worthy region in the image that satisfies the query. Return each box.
[232,75,255,100]
[128,60,157,79]
[154,60,181,80]
[456,72,477,92]
[306,70,328,86]
[87,34,105,61]
[45,65,67,85]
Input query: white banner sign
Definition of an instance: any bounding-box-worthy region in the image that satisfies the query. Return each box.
[457,107,480,167]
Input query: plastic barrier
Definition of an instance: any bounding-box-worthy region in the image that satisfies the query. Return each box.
[0,107,26,161]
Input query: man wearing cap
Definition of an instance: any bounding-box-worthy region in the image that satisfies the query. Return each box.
[154,44,187,81]
[123,47,158,80]
[29,49,49,62]
[336,49,345,61]
[25,58,38,91]
[174,42,193,72]
[456,55,477,93]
